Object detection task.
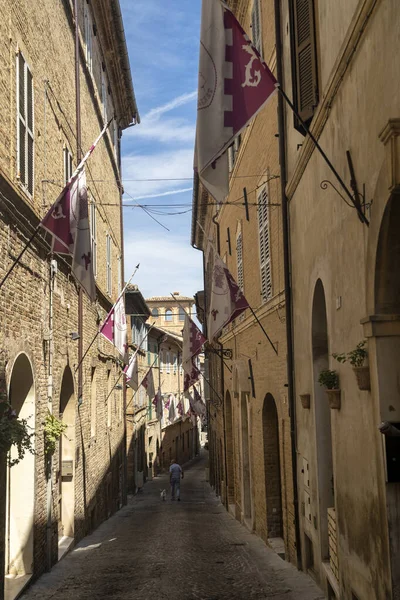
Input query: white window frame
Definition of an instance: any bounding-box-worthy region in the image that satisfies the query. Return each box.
[258,186,272,302]
[63,146,73,184]
[165,309,173,322]
[251,0,263,57]
[236,231,244,291]
[166,352,170,374]
[89,200,97,278]
[113,118,119,161]
[101,68,107,122]
[84,1,93,74]
[173,354,177,374]
[106,233,112,295]
[16,52,34,196]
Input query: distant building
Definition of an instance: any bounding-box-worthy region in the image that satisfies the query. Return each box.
[146,293,194,336]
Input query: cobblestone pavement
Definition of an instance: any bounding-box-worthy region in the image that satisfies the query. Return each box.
[21,453,325,600]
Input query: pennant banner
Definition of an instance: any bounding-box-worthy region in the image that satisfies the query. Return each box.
[207,253,249,341]
[124,351,138,390]
[182,314,206,392]
[195,0,277,202]
[99,294,128,359]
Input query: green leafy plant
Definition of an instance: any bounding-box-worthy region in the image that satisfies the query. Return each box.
[333,340,368,368]
[44,412,67,455]
[0,402,35,466]
[318,369,339,390]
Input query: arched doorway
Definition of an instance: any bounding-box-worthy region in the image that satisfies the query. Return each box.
[312,279,334,560]
[225,391,235,507]
[262,393,283,539]
[58,367,75,547]
[6,353,35,578]
[374,193,400,596]
[240,393,252,524]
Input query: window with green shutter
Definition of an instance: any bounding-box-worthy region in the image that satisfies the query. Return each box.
[290,0,319,130]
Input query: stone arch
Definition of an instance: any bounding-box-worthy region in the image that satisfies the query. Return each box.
[6,352,36,577]
[312,279,334,560]
[225,390,235,506]
[58,366,75,542]
[262,393,283,538]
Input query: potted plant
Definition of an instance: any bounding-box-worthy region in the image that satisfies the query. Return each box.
[333,340,370,390]
[0,402,35,466]
[318,369,341,409]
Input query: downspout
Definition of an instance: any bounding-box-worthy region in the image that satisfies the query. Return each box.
[274,0,301,568]
[46,259,56,570]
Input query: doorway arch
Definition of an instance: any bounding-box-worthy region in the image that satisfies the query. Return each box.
[262,393,283,538]
[225,391,235,506]
[58,367,75,543]
[312,279,334,560]
[6,353,36,577]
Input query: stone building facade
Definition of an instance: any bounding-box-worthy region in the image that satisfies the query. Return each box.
[146,294,194,336]
[192,0,297,566]
[277,0,400,598]
[0,1,138,598]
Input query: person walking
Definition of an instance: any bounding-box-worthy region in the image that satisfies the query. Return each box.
[169,458,183,501]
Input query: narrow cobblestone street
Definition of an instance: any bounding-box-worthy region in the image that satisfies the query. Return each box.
[21,454,324,600]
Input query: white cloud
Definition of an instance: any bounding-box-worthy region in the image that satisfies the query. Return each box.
[145,90,197,121]
[124,231,203,299]
[129,118,195,144]
[124,187,192,202]
[122,148,194,198]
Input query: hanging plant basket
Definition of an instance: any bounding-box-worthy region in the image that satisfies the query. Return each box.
[300,394,311,409]
[326,389,341,410]
[353,366,371,391]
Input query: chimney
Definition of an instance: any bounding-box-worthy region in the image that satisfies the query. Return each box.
[173,291,180,295]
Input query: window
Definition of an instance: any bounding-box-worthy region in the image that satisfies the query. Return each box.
[166,352,170,374]
[165,309,173,322]
[101,68,107,122]
[84,1,93,74]
[63,147,73,184]
[159,349,164,373]
[236,232,244,291]
[17,52,34,196]
[90,367,96,437]
[290,0,319,129]
[178,307,185,321]
[106,233,112,295]
[228,134,242,173]
[251,0,262,56]
[113,118,119,161]
[117,255,122,294]
[89,201,97,278]
[173,354,177,374]
[107,369,111,428]
[258,187,272,302]
[152,308,159,317]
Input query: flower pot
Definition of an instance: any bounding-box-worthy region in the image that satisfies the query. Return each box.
[325,389,341,409]
[300,394,311,409]
[353,366,371,391]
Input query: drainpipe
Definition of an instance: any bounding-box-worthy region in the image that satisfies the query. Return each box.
[274,0,301,568]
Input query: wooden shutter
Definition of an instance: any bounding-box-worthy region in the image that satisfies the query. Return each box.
[236,232,244,291]
[17,53,34,195]
[258,187,272,302]
[292,0,318,125]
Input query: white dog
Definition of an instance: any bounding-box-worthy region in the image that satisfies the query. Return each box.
[160,489,166,501]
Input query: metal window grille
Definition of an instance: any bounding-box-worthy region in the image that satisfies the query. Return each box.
[251,0,262,56]
[89,201,97,278]
[106,233,112,295]
[236,232,244,291]
[84,1,93,74]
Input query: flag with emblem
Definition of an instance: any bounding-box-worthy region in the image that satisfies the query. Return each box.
[182,314,206,391]
[143,367,155,401]
[124,351,138,390]
[99,293,128,359]
[195,0,277,202]
[207,252,249,341]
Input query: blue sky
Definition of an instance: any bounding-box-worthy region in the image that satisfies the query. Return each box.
[120,0,203,299]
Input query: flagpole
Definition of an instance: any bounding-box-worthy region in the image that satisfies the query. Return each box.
[275,84,369,226]
[74,265,141,374]
[104,370,124,406]
[0,120,113,293]
[126,355,158,412]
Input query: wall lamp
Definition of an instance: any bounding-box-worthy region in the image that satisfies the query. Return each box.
[69,332,80,341]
